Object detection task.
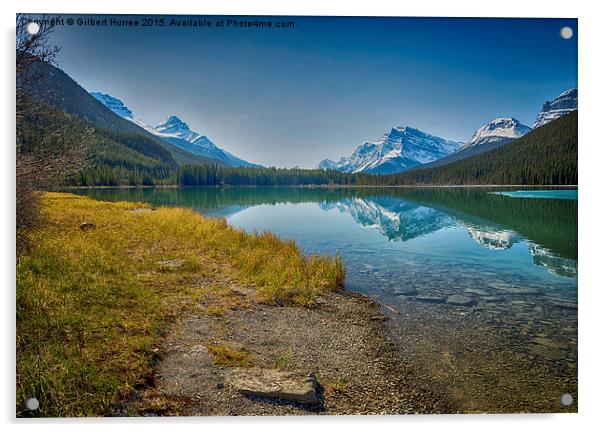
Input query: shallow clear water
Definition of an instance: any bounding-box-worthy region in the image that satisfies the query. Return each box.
[70,186,578,412]
[490,189,578,200]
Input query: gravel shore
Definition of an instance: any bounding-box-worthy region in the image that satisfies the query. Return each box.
[118,289,452,416]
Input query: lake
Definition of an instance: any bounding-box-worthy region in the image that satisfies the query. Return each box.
[70,186,578,413]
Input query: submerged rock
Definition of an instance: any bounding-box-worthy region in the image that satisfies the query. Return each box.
[531,336,569,350]
[487,282,540,295]
[463,288,490,296]
[550,301,577,310]
[393,287,418,296]
[481,295,504,303]
[416,295,445,304]
[226,368,318,405]
[446,295,477,307]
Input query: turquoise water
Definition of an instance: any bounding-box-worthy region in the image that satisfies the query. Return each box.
[490,189,578,200]
[70,186,578,412]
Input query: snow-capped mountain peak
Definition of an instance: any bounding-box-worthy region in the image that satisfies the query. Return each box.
[91,91,257,167]
[156,115,191,134]
[154,115,207,144]
[91,92,133,118]
[91,92,160,135]
[463,117,532,149]
[318,125,461,174]
[317,159,339,170]
[532,88,578,128]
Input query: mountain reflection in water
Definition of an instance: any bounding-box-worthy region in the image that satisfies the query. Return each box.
[71,186,577,279]
[319,195,576,278]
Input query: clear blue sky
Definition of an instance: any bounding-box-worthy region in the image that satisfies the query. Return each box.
[38,15,577,167]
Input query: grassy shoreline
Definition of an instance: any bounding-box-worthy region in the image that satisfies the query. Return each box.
[16,193,345,416]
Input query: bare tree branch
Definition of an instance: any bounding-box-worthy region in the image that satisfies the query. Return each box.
[16,14,90,255]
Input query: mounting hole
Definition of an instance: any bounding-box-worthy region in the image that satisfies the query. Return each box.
[26,22,40,35]
[560,26,573,40]
[560,393,573,406]
[25,397,39,410]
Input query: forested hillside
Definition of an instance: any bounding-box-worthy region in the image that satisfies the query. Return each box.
[397,111,577,185]
[21,58,223,178]
[18,100,174,185]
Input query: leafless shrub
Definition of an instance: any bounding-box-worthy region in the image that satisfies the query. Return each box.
[16,14,88,255]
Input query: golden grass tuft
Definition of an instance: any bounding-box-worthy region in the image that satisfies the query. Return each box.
[207,344,254,368]
[16,192,345,416]
[324,378,350,396]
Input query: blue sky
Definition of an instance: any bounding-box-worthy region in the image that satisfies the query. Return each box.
[39,15,577,167]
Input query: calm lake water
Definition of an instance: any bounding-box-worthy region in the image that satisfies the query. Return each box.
[70,186,577,413]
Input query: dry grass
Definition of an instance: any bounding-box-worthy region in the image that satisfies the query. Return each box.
[274,351,291,370]
[16,192,345,416]
[324,378,350,396]
[207,344,254,368]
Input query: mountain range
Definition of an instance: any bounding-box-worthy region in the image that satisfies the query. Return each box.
[321,197,454,241]
[318,89,577,175]
[318,126,462,175]
[19,58,577,187]
[91,92,257,168]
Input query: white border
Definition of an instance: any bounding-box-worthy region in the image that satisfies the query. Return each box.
[2,1,600,431]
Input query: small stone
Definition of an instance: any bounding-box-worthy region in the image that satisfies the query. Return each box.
[157,259,186,270]
[79,222,96,231]
[231,286,254,297]
[216,382,224,389]
[446,295,477,307]
[313,297,328,306]
[189,344,207,356]
[226,368,318,405]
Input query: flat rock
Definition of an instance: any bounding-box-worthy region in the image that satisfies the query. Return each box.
[463,288,490,296]
[446,294,477,307]
[226,368,318,405]
[487,282,540,295]
[481,295,504,303]
[415,295,445,304]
